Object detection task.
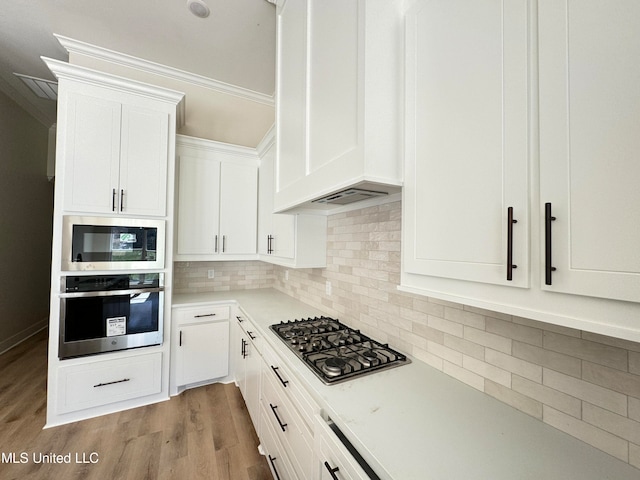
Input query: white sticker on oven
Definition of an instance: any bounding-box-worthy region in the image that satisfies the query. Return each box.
[106,316,126,336]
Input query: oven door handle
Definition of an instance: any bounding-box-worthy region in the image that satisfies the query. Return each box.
[60,287,164,298]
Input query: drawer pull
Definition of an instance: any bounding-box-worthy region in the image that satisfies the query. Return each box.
[194,313,216,318]
[94,378,130,388]
[247,331,256,340]
[269,403,288,432]
[236,315,244,323]
[545,202,557,285]
[324,461,340,480]
[271,366,289,387]
[268,455,282,480]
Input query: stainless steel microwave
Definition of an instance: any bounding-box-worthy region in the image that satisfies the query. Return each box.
[62,216,165,271]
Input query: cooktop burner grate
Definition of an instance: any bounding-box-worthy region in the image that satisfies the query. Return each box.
[270,316,410,384]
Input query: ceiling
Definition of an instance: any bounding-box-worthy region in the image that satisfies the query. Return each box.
[0,0,276,145]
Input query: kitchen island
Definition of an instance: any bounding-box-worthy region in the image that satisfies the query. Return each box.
[173,288,639,480]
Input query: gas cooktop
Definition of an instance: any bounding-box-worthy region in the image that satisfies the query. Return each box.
[270,316,410,385]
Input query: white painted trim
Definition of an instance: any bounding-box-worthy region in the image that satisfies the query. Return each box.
[54,34,275,107]
[256,124,276,157]
[176,134,259,159]
[0,319,48,356]
[42,57,186,127]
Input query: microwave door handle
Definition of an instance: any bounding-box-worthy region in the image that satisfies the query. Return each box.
[59,287,164,298]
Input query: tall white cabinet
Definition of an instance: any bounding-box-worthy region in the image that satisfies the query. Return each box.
[175,135,259,260]
[43,57,184,427]
[401,0,640,341]
[275,0,403,212]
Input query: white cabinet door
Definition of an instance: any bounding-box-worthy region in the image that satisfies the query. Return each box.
[176,321,229,386]
[539,0,640,302]
[219,162,258,255]
[62,92,121,214]
[243,333,261,427]
[62,92,169,217]
[119,105,169,216]
[404,0,529,287]
[176,155,220,255]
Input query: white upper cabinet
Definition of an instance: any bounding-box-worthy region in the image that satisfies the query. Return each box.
[275,0,403,212]
[401,0,640,341]
[53,68,179,217]
[175,136,258,260]
[538,0,640,303]
[258,140,327,268]
[404,0,530,288]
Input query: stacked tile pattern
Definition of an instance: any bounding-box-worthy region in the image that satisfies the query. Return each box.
[173,260,274,293]
[271,201,640,469]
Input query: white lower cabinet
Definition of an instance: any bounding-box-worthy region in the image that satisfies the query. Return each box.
[235,312,262,428]
[260,401,298,480]
[314,414,372,480]
[56,351,162,414]
[173,305,230,388]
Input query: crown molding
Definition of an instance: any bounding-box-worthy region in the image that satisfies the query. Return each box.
[255,123,276,157]
[176,134,259,159]
[42,57,186,127]
[55,34,275,107]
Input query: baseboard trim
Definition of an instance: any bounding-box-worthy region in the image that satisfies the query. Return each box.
[0,319,48,356]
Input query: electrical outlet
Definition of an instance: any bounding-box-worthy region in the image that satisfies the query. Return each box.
[207,269,215,279]
[325,281,332,295]
[285,270,289,281]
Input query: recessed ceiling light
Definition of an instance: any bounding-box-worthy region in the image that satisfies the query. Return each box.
[187,0,210,18]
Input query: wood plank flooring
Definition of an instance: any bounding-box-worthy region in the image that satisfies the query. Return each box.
[0,330,272,480]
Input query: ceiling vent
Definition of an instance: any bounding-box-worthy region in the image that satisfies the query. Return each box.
[14,73,58,100]
[312,188,388,205]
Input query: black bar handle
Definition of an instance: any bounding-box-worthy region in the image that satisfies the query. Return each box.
[94,378,130,388]
[269,403,288,432]
[507,207,518,281]
[112,188,117,211]
[268,455,282,480]
[247,331,256,340]
[324,461,340,480]
[236,315,244,323]
[545,202,557,285]
[194,313,216,318]
[120,189,124,212]
[241,338,246,358]
[215,235,218,253]
[222,235,226,253]
[179,330,183,347]
[271,365,289,387]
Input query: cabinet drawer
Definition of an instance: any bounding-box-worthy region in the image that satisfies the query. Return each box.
[262,342,319,432]
[315,414,374,480]
[260,402,297,480]
[261,363,314,480]
[175,305,230,325]
[57,352,162,414]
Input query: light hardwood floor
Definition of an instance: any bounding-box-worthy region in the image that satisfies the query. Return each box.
[0,330,272,480]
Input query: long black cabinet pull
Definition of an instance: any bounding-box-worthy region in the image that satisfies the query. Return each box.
[194,313,216,318]
[120,189,124,212]
[236,315,244,323]
[268,455,282,480]
[214,235,218,253]
[545,202,557,285]
[507,207,518,281]
[179,330,183,347]
[247,331,256,340]
[241,339,246,358]
[112,188,117,211]
[267,235,274,254]
[324,461,341,480]
[269,403,288,432]
[94,378,130,388]
[222,235,226,253]
[271,366,289,387]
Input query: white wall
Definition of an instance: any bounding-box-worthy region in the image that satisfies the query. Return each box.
[0,90,54,352]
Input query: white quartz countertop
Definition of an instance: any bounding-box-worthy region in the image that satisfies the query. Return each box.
[173,289,640,480]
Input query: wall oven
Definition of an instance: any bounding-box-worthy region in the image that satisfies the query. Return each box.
[59,273,164,359]
[61,216,165,271]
